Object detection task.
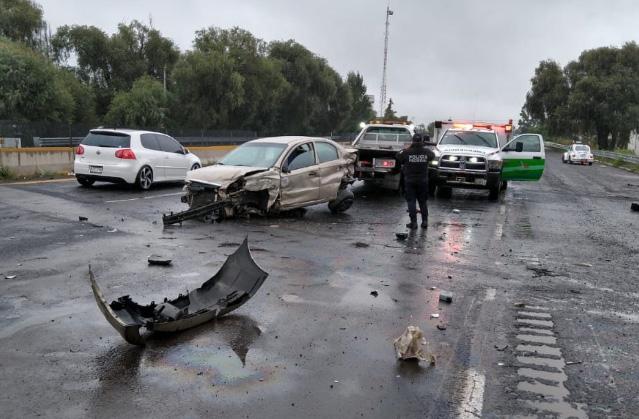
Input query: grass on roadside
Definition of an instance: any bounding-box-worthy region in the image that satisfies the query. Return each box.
[0,166,73,183]
[596,157,639,174]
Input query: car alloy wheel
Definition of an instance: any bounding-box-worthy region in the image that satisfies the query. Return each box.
[137,166,153,190]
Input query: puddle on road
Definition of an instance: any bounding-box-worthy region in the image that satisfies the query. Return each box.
[95,315,276,395]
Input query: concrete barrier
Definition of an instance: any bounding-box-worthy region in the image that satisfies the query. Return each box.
[0,146,236,177]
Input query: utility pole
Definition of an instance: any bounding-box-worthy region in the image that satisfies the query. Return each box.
[163,64,167,95]
[380,1,393,117]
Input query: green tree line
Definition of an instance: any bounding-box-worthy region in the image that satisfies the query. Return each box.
[0,0,375,135]
[520,42,639,150]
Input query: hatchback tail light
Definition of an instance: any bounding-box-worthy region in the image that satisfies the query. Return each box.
[115,148,136,159]
[75,145,85,155]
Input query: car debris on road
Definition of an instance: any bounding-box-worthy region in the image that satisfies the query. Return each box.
[89,238,268,345]
[631,202,639,212]
[147,255,172,266]
[439,290,454,303]
[394,326,426,361]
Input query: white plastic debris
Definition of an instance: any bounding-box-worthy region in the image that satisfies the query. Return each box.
[430,313,440,319]
[5,275,16,280]
[452,209,460,214]
[393,326,427,362]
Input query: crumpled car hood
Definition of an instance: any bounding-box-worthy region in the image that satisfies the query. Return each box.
[186,165,269,187]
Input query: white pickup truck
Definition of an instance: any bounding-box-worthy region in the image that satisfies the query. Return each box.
[429,121,546,200]
[351,120,415,190]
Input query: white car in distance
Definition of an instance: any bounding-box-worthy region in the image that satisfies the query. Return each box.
[563,143,594,165]
[74,129,201,189]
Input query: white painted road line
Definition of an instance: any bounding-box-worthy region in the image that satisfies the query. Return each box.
[457,368,485,419]
[105,192,183,203]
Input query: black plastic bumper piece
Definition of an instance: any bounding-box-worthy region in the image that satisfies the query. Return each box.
[162,200,228,225]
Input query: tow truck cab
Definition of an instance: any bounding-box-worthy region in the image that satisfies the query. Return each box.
[429,120,545,200]
[352,120,415,190]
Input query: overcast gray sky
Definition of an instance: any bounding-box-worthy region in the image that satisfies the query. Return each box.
[38,0,639,125]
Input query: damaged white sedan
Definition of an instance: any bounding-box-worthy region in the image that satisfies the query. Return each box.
[163,137,357,224]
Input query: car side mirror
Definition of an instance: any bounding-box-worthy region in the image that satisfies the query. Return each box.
[515,142,524,153]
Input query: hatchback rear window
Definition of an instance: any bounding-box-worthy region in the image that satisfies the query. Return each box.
[82,132,131,148]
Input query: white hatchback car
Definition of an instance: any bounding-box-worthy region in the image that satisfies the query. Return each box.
[562,143,594,165]
[74,129,201,189]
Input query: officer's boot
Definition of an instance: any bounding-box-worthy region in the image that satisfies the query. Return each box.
[406,216,417,229]
[421,217,428,229]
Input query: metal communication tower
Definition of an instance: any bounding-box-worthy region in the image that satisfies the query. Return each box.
[379,2,393,117]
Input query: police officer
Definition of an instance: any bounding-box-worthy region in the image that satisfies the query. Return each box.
[396,133,435,229]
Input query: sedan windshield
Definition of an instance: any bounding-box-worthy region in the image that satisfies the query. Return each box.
[440,131,498,148]
[220,143,287,167]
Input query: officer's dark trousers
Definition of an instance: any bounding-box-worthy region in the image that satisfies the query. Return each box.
[405,180,428,222]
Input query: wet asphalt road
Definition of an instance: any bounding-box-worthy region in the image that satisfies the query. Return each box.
[1,151,638,419]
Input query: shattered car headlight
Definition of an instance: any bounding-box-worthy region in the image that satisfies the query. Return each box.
[487,159,503,170]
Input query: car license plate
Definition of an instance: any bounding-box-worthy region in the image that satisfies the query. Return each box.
[475,178,486,186]
[89,165,103,174]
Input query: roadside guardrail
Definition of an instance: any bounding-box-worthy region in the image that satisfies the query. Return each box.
[545,142,639,165]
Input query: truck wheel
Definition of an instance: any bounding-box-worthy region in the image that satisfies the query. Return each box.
[436,186,452,199]
[488,183,501,201]
[501,181,508,191]
[562,156,567,163]
[328,189,354,214]
[588,162,593,166]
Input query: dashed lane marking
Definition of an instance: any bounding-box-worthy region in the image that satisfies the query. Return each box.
[104,192,183,203]
[510,304,588,418]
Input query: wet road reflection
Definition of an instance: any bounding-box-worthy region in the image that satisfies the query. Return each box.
[92,314,267,412]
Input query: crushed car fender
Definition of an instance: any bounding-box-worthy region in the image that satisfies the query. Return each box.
[89,238,268,345]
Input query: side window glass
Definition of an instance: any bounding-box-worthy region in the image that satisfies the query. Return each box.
[287,144,315,171]
[141,134,160,151]
[516,135,541,152]
[315,142,339,163]
[505,135,541,152]
[157,135,183,153]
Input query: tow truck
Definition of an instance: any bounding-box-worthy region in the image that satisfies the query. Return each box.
[429,120,545,200]
[351,119,415,190]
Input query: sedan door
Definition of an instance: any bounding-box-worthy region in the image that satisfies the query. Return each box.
[500,134,545,181]
[315,141,344,200]
[156,134,190,180]
[139,134,166,181]
[280,143,320,208]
